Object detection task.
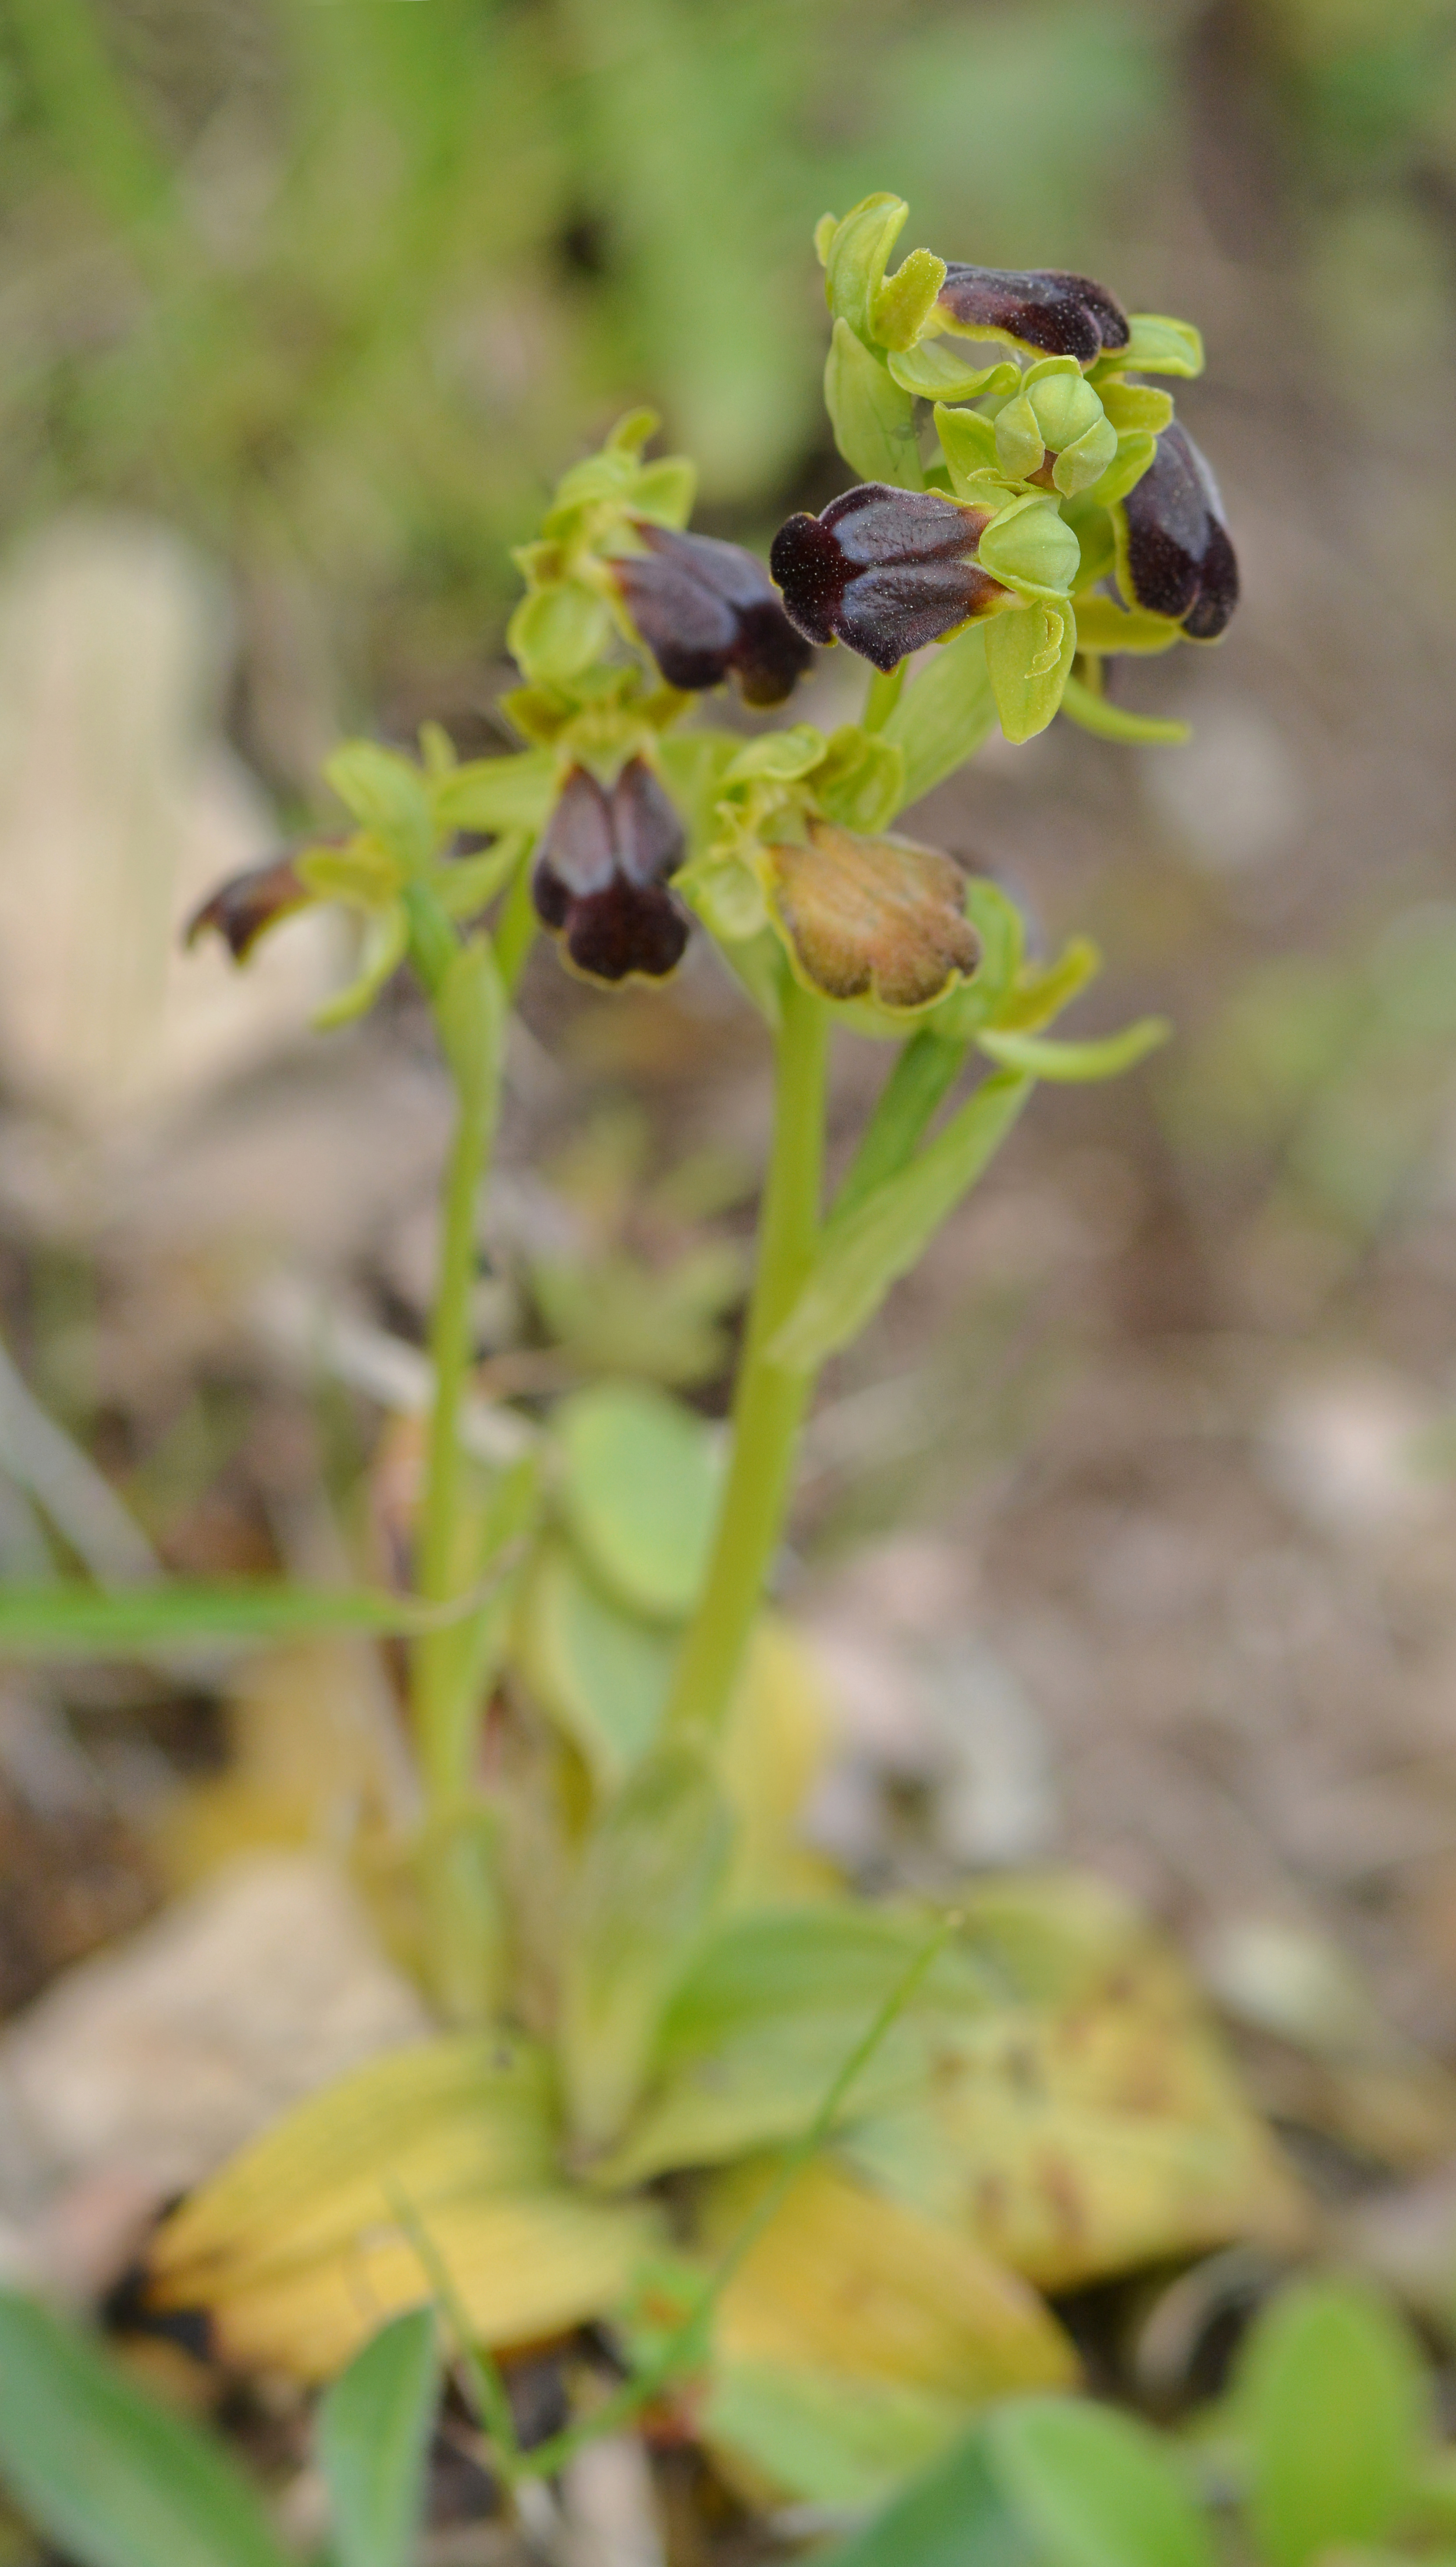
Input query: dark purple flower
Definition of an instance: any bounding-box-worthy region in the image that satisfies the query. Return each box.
[936,265,1130,364]
[185,854,310,960]
[533,759,689,984]
[1120,423,1239,640]
[611,522,814,706]
[770,483,1004,674]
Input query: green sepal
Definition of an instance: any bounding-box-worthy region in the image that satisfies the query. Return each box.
[996,933,1099,1032]
[428,833,531,920]
[873,246,948,353]
[824,193,909,341]
[814,211,838,267]
[298,837,405,910]
[827,321,925,488]
[325,744,436,870]
[506,584,613,688]
[1073,595,1182,655]
[1093,313,1204,379]
[434,749,558,834]
[879,624,996,809]
[1065,500,1117,591]
[630,456,697,528]
[313,903,409,1029]
[1059,672,1189,745]
[977,1018,1169,1081]
[977,497,1080,604]
[889,345,1019,402]
[1085,429,1158,510]
[932,401,1002,492]
[815,726,906,833]
[983,601,1076,744]
[1098,380,1174,435]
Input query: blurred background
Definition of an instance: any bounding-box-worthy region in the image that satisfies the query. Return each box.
[0,0,1455,2117]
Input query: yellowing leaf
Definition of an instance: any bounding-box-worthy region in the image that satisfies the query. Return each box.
[149,2033,656,2379]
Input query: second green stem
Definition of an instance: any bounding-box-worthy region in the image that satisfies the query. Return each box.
[665,972,829,1741]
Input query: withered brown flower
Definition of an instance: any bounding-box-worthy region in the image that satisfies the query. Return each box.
[611,523,814,706]
[185,854,310,961]
[764,819,979,1011]
[1120,423,1239,640]
[770,484,1004,674]
[936,265,1130,364]
[533,759,689,985]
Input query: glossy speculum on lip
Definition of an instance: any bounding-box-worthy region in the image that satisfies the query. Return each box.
[771,484,1003,673]
[1121,423,1239,640]
[936,265,1130,363]
[612,522,814,707]
[532,758,689,984]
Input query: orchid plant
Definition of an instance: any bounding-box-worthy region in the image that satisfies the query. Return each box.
[0,195,1283,2539]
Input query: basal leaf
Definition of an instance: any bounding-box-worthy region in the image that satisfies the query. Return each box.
[516,1537,675,1788]
[318,2308,440,2567]
[0,2291,291,2567]
[818,2428,1031,2567]
[768,1070,1031,1372]
[706,2361,977,2514]
[985,2397,1217,2567]
[1239,2275,1427,2567]
[556,1381,722,1623]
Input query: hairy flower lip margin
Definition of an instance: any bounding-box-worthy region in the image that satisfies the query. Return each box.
[770,484,1005,675]
[1120,422,1239,640]
[764,816,980,1013]
[611,522,814,708]
[532,758,689,986]
[936,264,1130,365]
[185,853,312,961]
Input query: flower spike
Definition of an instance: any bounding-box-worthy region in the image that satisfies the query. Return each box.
[936,265,1130,364]
[532,760,689,985]
[1119,422,1239,640]
[611,523,814,706]
[771,484,1005,673]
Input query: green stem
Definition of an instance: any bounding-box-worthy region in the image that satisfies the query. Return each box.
[664,973,829,1741]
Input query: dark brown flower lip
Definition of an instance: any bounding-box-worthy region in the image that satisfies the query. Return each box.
[1120,422,1239,639]
[936,265,1130,364]
[611,522,814,707]
[770,483,1002,673]
[532,758,689,985]
[185,853,311,961]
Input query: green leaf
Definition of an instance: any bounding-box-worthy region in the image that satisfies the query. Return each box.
[560,1741,734,2153]
[769,1070,1032,1372]
[0,1581,458,1655]
[833,1031,969,1224]
[985,2396,1217,2567]
[824,192,908,341]
[517,1538,674,1788]
[977,1020,1169,1082]
[0,2289,291,2567]
[557,1383,721,1623]
[983,603,1076,745]
[888,345,1019,403]
[821,2425,1031,2567]
[432,750,558,835]
[1059,673,1189,745]
[325,744,435,867]
[825,320,924,489]
[1239,2276,1427,2567]
[880,623,996,808]
[318,2308,440,2567]
[707,2361,973,2514]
